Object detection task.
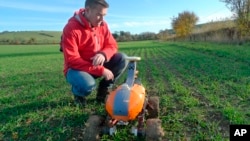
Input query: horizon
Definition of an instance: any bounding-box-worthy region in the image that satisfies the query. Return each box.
[0,0,233,34]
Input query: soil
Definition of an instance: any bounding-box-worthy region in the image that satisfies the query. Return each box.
[146,118,165,141]
[82,115,104,141]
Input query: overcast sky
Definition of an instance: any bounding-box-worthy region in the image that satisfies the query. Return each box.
[0,0,233,34]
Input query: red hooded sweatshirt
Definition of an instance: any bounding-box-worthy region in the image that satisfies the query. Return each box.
[62,9,117,77]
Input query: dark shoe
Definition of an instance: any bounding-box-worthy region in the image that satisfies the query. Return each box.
[96,87,109,103]
[74,95,86,107]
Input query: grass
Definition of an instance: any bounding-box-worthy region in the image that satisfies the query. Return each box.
[0,41,250,141]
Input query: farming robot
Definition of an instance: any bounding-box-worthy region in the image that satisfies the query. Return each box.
[83,56,164,141]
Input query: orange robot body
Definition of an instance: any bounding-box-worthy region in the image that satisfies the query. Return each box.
[105,83,146,121]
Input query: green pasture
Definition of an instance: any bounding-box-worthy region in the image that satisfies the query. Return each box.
[0,41,249,141]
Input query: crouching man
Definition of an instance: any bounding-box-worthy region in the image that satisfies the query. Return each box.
[61,0,127,106]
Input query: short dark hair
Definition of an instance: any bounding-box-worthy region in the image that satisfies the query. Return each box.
[85,0,109,8]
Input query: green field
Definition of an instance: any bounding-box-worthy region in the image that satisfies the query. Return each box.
[0,41,250,141]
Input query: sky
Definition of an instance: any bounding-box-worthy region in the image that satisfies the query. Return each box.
[0,0,233,34]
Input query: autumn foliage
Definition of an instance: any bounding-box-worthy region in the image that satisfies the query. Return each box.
[171,11,199,38]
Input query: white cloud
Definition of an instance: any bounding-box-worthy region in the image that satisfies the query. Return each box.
[123,20,170,27]
[199,9,233,23]
[108,14,169,20]
[108,20,171,33]
[108,23,120,29]
[124,22,140,27]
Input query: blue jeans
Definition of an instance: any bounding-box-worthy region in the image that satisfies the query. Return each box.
[66,53,127,97]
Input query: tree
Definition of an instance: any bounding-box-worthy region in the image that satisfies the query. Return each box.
[220,0,250,38]
[112,32,119,40]
[158,29,170,40]
[171,11,199,38]
[139,32,158,40]
[28,37,36,44]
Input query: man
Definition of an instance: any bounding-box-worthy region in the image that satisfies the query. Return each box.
[61,0,127,106]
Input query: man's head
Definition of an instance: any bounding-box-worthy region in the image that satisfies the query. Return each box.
[84,0,109,27]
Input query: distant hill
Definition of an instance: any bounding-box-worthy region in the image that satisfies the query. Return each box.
[192,20,235,34]
[0,31,62,44]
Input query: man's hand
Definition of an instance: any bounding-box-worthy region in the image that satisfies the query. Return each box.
[91,53,105,66]
[103,68,114,80]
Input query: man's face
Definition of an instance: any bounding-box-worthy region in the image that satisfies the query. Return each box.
[85,5,107,27]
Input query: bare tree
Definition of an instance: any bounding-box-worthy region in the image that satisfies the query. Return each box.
[220,0,250,39]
